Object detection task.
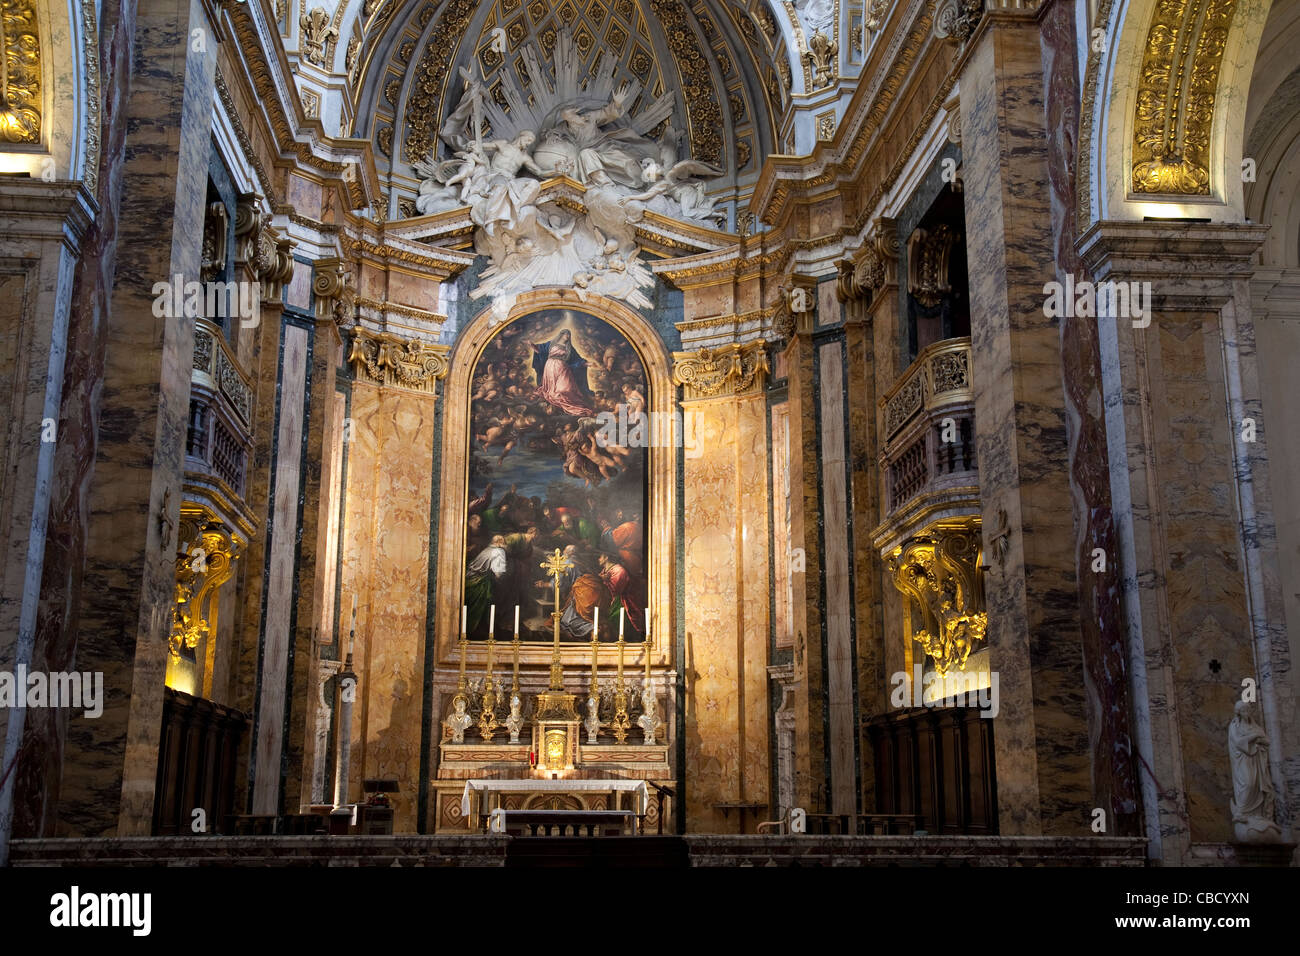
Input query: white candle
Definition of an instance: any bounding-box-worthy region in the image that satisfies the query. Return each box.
[514,605,520,635]
[645,608,650,639]
[489,604,496,633]
[461,605,467,636]
[619,607,625,638]
[594,606,599,639]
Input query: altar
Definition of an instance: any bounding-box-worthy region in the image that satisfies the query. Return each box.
[461,779,650,833]
[430,549,675,834]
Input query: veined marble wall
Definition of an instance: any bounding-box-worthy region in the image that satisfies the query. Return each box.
[339,381,437,832]
[682,391,771,832]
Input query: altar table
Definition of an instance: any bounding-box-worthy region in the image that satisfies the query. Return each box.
[461,779,650,831]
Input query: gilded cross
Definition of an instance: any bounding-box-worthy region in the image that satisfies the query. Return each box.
[539,548,573,690]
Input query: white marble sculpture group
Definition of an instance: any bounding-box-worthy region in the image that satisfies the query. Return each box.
[414,29,726,311]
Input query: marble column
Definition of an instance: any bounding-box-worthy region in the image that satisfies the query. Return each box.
[0,182,95,863]
[1079,221,1294,863]
[50,0,218,838]
[959,11,1092,834]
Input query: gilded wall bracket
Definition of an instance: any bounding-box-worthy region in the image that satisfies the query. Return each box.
[886,520,987,676]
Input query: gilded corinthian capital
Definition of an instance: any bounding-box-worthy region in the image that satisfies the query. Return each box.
[672,339,770,401]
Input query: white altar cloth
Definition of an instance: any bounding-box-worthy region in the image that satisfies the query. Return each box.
[461,779,650,817]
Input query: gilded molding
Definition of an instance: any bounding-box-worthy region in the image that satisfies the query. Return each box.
[80,0,100,192]
[347,327,449,392]
[672,339,770,400]
[0,0,40,143]
[354,296,447,325]
[1131,0,1238,195]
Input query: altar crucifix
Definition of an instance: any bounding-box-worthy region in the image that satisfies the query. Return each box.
[541,547,573,690]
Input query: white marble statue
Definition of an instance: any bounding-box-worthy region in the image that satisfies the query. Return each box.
[505,691,524,744]
[637,677,661,745]
[443,693,474,744]
[1228,700,1282,843]
[583,694,602,744]
[414,28,724,310]
[794,0,835,33]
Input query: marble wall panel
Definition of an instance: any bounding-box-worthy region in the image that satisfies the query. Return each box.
[682,392,772,831]
[340,382,436,832]
[683,398,739,832]
[1140,312,1253,843]
[738,396,772,821]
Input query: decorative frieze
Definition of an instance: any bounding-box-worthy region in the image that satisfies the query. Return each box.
[347,327,449,393]
[672,340,770,400]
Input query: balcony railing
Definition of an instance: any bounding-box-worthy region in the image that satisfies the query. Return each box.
[878,337,977,519]
[188,319,253,500]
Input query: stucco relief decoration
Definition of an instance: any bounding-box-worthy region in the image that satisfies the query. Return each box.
[299,6,337,66]
[793,0,835,36]
[803,29,837,89]
[1131,0,1237,195]
[0,0,41,143]
[413,28,726,311]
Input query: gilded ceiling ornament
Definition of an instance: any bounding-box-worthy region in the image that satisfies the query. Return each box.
[866,0,888,31]
[803,29,837,89]
[345,36,360,85]
[1131,0,1236,195]
[650,0,724,166]
[672,340,770,399]
[299,7,337,67]
[0,0,41,143]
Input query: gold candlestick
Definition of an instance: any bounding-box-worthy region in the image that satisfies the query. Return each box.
[511,634,520,695]
[612,636,629,743]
